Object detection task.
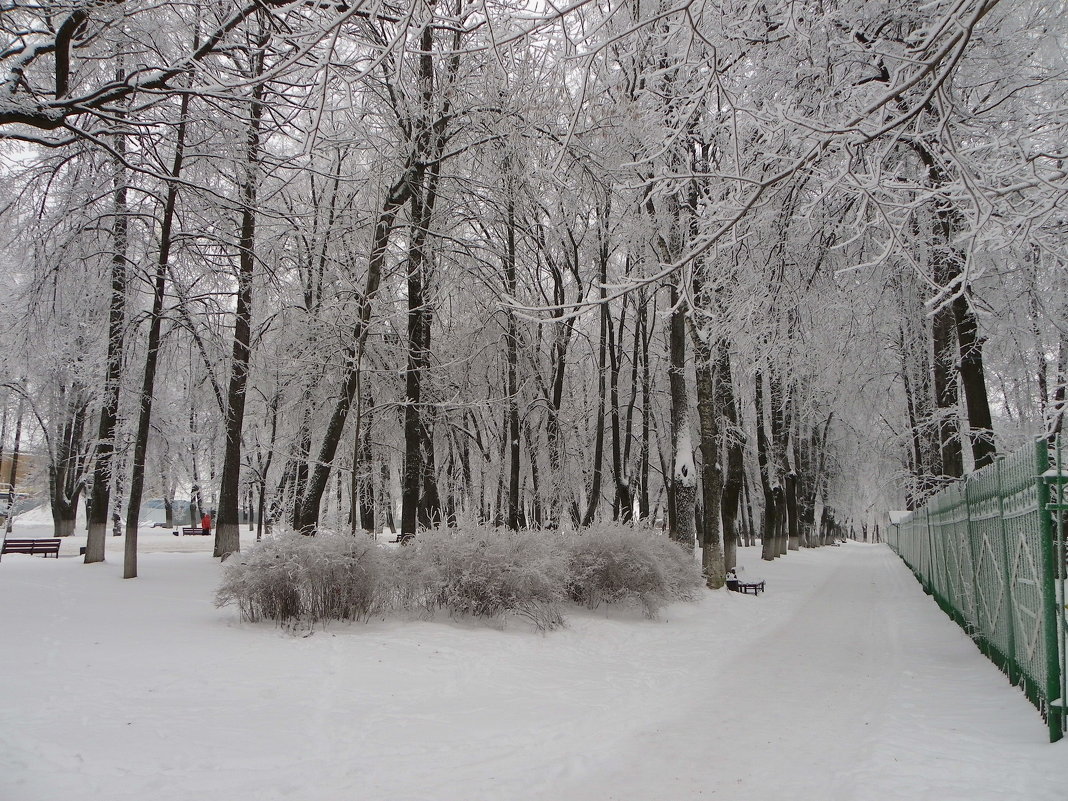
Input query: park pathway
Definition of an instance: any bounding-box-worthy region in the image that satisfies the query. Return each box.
[554,544,1067,801]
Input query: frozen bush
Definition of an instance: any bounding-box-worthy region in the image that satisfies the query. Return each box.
[215,526,701,631]
[396,529,568,630]
[215,531,394,624]
[561,526,704,616]
[641,531,706,602]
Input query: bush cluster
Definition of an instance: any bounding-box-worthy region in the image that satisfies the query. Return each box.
[562,526,704,616]
[216,526,704,630]
[215,532,393,624]
[397,529,568,630]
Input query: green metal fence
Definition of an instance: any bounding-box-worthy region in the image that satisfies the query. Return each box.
[886,438,1067,743]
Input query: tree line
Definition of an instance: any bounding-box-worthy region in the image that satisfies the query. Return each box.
[0,0,1063,585]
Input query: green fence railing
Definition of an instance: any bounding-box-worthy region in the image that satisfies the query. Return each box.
[886,438,1067,743]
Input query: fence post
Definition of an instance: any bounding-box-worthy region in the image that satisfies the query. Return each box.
[1048,437,1067,741]
[963,479,983,641]
[1034,438,1064,743]
[995,456,1018,685]
[925,501,937,596]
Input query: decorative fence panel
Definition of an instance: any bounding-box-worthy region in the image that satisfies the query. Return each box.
[887,439,1066,743]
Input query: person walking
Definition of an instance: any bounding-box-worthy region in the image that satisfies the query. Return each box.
[201,510,212,536]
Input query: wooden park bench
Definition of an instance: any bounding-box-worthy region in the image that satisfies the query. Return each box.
[725,573,766,595]
[177,527,210,536]
[2,538,61,558]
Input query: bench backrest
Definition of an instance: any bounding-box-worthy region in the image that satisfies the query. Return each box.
[3,539,61,546]
[2,539,61,552]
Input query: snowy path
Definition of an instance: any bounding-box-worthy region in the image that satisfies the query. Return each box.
[1,538,1065,801]
[556,545,1065,801]
[556,546,910,800]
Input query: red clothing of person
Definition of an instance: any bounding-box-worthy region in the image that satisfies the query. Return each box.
[201,513,212,532]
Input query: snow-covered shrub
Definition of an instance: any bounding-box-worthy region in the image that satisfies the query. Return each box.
[560,526,704,616]
[215,531,394,624]
[216,526,701,631]
[641,531,706,603]
[396,529,568,630]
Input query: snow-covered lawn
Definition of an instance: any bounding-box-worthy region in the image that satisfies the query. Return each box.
[1,531,1065,801]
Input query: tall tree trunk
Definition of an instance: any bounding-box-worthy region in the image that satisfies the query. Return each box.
[667,281,696,551]
[4,398,24,536]
[543,273,581,527]
[294,174,413,533]
[716,341,742,571]
[401,163,433,540]
[215,34,266,559]
[352,385,375,534]
[638,297,652,521]
[953,294,995,469]
[932,301,962,480]
[755,371,778,561]
[0,396,8,504]
[523,417,543,527]
[85,113,128,564]
[608,283,634,523]
[123,87,191,578]
[768,370,791,556]
[1052,310,1068,437]
[503,177,521,531]
[693,329,725,587]
[581,212,610,528]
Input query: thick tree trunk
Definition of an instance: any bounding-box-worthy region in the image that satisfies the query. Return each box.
[401,167,432,540]
[931,297,962,480]
[667,282,695,551]
[693,334,725,587]
[953,294,995,470]
[51,499,77,538]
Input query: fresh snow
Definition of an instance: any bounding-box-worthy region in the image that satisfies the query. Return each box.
[1,528,1065,801]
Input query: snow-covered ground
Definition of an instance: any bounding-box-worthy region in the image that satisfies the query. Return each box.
[1,525,1065,801]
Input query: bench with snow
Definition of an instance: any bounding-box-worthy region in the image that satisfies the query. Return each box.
[725,570,765,595]
[728,579,765,595]
[174,527,210,536]
[2,538,61,558]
